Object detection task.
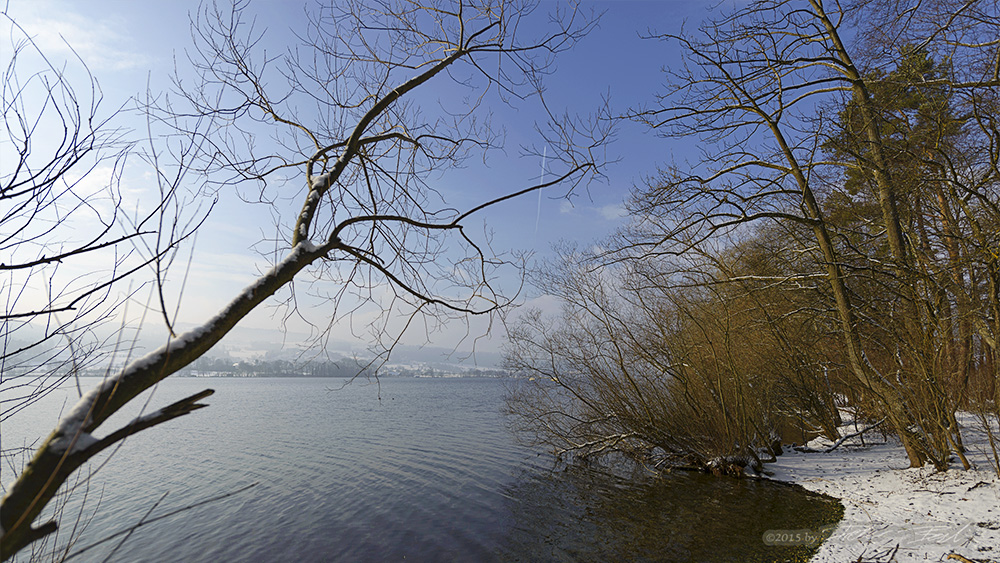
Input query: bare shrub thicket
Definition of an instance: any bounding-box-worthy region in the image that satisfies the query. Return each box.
[506,234,845,476]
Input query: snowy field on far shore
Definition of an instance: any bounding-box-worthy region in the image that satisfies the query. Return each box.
[769,413,1000,562]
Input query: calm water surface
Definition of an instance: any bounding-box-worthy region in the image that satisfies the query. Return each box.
[3,377,841,562]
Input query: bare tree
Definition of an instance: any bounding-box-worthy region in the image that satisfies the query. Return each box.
[506,0,1000,476]
[0,14,208,559]
[0,18,177,421]
[1,0,605,558]
[628,0,1000,469]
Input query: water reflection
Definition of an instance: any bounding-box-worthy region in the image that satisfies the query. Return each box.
[497,463,843,562]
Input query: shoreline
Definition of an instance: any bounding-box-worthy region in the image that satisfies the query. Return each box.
[767,414,1000,562]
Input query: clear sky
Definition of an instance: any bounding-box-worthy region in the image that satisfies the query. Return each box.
[3,0,719,362]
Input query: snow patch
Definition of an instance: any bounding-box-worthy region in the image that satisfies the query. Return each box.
[123,323,215,376]
[311,173,330,190]
[769,412,1000,561]
[51,378,119,450]
[50,429,100,455]
[121,406,168,429]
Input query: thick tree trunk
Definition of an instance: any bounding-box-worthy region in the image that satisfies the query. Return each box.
[809,0,944,468]
[767,111,928,467]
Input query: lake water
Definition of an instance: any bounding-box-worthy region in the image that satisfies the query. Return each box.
[3,377,841,562]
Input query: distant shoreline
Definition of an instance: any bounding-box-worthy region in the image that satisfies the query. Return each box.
[74,372,507,379]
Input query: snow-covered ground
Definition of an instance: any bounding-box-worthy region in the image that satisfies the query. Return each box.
[769,413,1000,562]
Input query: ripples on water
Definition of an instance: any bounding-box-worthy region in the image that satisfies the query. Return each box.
[3,377,841,562]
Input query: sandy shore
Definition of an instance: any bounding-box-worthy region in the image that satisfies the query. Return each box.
[767,414,1000,562]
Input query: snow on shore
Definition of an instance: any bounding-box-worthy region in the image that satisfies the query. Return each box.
[769,413,1000,562]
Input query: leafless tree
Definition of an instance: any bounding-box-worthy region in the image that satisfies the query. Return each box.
[506,0,1000,476]
[0,19,170,420]
[1,0,606,558]
[1,14,208,559]
[628,0,1000,469]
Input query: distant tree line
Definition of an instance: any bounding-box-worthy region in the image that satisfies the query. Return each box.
[177,356,508,378]
[180,356,371,378]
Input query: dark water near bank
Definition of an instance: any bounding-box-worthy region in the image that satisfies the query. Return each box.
[4,377,841,562]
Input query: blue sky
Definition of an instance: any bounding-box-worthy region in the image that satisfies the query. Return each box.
[4,0,718,361]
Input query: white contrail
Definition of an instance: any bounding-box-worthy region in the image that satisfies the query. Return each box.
[535,146,546,236]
